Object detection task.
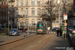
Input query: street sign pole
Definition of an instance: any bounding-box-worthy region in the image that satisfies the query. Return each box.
[63,14,68,41]
[65,20,66,41]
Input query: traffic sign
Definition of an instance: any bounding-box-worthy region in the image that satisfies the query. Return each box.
[64,23,67,26]
[63,14,68,20]
[64,31,66,34]
[64,27,67,29]
[30,24,31,26]
[65,29,67,31]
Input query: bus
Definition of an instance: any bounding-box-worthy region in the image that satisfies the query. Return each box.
[36,22,47,34]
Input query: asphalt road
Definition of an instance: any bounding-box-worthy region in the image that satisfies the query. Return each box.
[0,33,70,50]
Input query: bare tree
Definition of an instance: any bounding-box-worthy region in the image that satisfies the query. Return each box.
[40,0,73,30]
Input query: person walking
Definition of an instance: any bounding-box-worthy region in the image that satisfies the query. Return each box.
[56,28,60,36]
[60,28,62,36]
[47,27,50,33]
[23,27,25,37]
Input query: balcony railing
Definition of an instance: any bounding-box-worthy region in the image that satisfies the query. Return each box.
[18,15,25,18]
[8,0,15,2]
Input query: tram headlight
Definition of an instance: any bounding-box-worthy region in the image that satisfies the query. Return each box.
[38,29,43,31]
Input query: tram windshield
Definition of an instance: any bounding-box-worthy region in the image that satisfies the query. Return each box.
[37,23,43,29]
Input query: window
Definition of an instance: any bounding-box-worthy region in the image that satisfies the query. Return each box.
[37,0,40,6]
[21,19,23,22]
[17,0,18,6]
[46,8,50,15]
[1,16,2,20]
[32,19,35,26]
[26,0,28,6]
[57,0,60,4]
[32,8,35,16]
[21,0,23,6]
[63,0,66,4]
[21,8,23,16]
[37,19,40,22]
[25,19,28,26]
[6,8,7,12]
[37,8,40,15]
[17,19,18,25]
[26,8,28,16]
[46,8,48,15]
[17,9,18,15]
[6,2,7,5]
[32,0,34,5]
[21,19,23,26]
[3,16,5,20]
[6,16,7,20]
[3,2,4,5]
[57,21,59,23]
[57,8,60,15]
[3,8,4,11]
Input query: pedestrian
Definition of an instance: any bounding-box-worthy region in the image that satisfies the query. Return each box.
[56,28,59,36]
[23,27,25,37]
[60,28,62,36]
[47,27,50,33]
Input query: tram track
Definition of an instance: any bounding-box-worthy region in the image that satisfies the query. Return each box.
[25,34,55,50]
[0,34,45,50]
[0,33,55,50]
[40,35,57,50]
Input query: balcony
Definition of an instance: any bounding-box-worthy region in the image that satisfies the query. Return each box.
[8,0,15,2]
[18,15,25,18]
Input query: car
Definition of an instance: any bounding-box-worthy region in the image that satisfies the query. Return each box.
[9,28,19,36]
[69,27,74,31]
[52,27,60,32]
[71,28,75,35]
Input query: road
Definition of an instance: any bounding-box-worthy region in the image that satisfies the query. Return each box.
[0,33,70,50]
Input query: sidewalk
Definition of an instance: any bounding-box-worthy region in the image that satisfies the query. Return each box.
[0,33,35,46]
[46,36,71,50]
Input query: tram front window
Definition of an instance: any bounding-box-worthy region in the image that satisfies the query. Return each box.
[37,23,43,29]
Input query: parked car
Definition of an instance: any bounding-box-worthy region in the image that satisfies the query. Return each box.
[52,27,60,32]
[71,28,75,35]
[69,27,74,31]
[9,28,19,36]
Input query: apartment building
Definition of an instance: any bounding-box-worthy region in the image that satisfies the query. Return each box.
[0,0,8,28]
[15,0,43,28]
[8,0,73,28]
[8,0,16,28]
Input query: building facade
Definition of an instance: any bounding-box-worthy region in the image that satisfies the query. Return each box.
[8,0,74,28]
[0,0,8,28]
[8,0,16,28]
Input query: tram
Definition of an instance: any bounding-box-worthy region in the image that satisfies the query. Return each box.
[36,22,47,34]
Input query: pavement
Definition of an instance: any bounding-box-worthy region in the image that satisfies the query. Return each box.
[46,36,70,50]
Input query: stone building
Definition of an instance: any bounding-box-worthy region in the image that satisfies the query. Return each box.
[8,0,74,29]
[0,0,8,28]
